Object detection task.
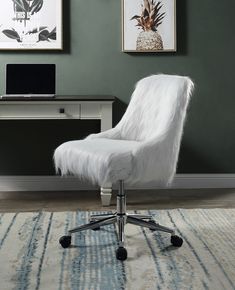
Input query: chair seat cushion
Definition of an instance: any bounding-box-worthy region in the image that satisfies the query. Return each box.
[54,138,140,185]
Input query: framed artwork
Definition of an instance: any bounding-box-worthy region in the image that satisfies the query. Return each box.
[0,0,62,50]
[122,0,176,52]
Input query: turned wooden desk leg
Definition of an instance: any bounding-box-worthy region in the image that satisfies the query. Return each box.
[100,103,113,206]
[100,183,112,206]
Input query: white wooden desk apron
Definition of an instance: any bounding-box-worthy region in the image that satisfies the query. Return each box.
[0,95,114,206]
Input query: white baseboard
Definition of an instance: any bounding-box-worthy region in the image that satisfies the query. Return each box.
[0,176,95,192]
[144,174,235,189]
[0,174,234,192]
[171,174,235,189]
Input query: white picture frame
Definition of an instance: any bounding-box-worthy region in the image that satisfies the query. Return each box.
[0,0,63,50]
[122,0,176,52]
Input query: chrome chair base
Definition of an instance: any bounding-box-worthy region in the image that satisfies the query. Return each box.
[59,180,183,261]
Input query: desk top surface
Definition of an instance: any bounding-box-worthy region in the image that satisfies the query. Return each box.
[0,95,115,102]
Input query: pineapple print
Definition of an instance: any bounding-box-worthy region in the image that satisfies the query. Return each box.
[131,0,165,51]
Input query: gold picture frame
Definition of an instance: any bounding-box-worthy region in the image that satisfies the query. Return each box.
[122,0,176,52]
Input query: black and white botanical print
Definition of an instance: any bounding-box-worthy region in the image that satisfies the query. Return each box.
[0,0,62,49]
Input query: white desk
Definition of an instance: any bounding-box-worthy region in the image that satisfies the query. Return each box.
[0,95,115,206]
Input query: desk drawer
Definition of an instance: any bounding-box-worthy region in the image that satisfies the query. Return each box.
[0,103,80,119]
[80,103,101,119]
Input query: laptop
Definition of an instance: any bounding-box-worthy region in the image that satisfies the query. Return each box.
[1,64,56,99]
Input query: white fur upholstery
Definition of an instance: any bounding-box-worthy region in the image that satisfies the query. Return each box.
[54,138,139,184]
[54,74,194,186]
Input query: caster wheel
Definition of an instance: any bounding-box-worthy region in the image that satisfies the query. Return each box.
[59,235,71,248]
[171,235,183,247]
[89,222,101,231]
[116,247,127,261]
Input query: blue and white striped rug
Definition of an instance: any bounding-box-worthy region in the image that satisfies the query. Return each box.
[0,209,234,290]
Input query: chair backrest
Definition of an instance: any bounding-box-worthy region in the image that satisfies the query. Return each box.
[116,74,194,185]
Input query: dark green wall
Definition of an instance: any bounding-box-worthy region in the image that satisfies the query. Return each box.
[0,0,234,174]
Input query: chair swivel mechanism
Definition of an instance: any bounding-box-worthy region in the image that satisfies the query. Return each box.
[54,74,194,261]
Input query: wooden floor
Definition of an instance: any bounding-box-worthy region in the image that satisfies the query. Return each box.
[0,188,235,212]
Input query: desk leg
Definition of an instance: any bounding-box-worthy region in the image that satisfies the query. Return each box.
[100,104,113,206]
[100,183,112,206]
[100,103,112,132]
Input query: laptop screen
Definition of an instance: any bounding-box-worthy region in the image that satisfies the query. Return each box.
[6,64,56,95]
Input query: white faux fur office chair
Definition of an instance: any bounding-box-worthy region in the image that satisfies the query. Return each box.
[54,74,194,260]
